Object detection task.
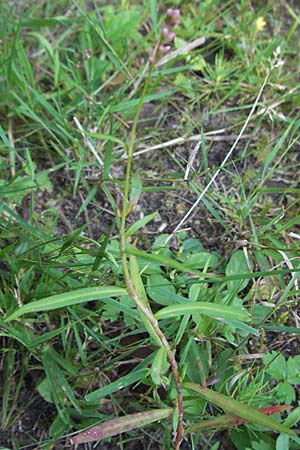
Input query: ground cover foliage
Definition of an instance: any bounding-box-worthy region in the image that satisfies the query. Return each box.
[1,0,300,449]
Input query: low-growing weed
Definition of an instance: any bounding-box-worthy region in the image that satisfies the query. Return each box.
[1,1,300,449]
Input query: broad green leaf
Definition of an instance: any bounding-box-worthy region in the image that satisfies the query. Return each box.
[226,250,253,292]
[85,368,149,402]
[276,382,295,403]
[184,383,296,436]
[264,352,287,380]
[5,286,127,321]
[284,407,300,428]
[287,356,300,384]
[276,433,289,450]
[148,274,188,306]
[70,408,173,444]
[155,302,249,323]
[187,252,219,269]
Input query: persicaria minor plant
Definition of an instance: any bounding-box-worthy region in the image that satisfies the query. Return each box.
[71,7,184,450]
[69,8,296,450]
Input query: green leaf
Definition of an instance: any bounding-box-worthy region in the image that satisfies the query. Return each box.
[129,255,162,346]
[264,352,287,380]
[85,368,149,402]
[155,302,249,322]
[276,433,289,450]
[5,286,127,321]
[150,0,158,36]
[37,378,53,403]
[186,252,219,269]
[151,347,169,386]
[126,246,203,275]
[148,274,188,306]
[70,408,173,444]
[21,17,72,28]
[287,356,300,384]
[276,382,295,403]
[184,383,296,436]
[125,212,159,238]
[226,250,253,292]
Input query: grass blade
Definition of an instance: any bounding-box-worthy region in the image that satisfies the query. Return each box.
[5,286,127,321]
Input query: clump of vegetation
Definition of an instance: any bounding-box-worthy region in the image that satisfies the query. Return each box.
[1,1,300,449]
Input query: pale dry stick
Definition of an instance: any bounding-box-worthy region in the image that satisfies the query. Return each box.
[168,60,278,241]
[289,232,300,240]
[156,36,205,67]
[278,250,299,291]
[131,131,252,159]
[73,116,104,167]
[184,140,201,181]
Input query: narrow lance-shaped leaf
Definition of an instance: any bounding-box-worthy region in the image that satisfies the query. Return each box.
[5,286,127,321]
[186,405,292,433]
[85,368,149,402]
[155,302,249,323]
[70,408,173,445]
[184,383,296,436]
[125,212,159,238]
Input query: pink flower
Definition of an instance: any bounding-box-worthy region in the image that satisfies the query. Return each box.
[166,8,181,25]
[148,8,181,65]
[159,44,171,53]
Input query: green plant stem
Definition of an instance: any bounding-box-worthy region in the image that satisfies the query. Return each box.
[119,70,183,450]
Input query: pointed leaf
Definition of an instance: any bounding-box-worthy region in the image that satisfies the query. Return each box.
[85,368,148,402]
[70,408,173,444]
[184,383,296,436]
[125,212,159,238]
[5,286,127,321]
[155,302,249,323]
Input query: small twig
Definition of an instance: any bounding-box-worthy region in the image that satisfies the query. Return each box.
[130,131,252,159]
[184,140,201,181]
[73,116,104,167]
[156,36,205,67]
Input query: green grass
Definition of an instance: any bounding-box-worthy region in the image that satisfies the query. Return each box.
[1,1,300,449]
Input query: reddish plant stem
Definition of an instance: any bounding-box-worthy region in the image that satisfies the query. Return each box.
[120,239,183,449]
